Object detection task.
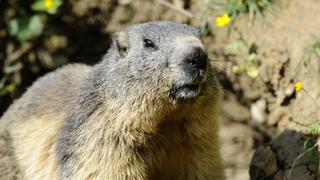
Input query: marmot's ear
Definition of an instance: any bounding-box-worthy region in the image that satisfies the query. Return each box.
[112,32,129,59]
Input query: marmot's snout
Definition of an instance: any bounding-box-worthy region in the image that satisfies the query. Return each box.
[183,47,208,84]
[171,41,208,101]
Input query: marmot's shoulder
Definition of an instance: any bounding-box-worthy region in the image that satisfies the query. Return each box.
[23,63,91,101]
[36,63,91,86]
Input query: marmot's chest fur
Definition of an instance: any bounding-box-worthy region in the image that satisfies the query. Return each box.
[0,21,224,180]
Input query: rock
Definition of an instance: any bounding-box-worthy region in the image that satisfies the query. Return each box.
[283,165,316,180]
[250,147,278,179]
[250,130,319,180]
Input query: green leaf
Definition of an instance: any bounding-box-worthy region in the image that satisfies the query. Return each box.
[315,47,320,58]
[31,0,46,11]
[9,19,19,35]
[248,53,257,61]
[303,137,319,164]
[8,15,44,42]
[0,85,15,97]
[29,15,44,36]
[308,122,320,136]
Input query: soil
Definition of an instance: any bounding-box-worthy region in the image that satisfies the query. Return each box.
[1,0,320,179]
[214,0,320,179]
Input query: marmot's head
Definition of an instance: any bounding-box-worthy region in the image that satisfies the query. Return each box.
[100,21,216,105]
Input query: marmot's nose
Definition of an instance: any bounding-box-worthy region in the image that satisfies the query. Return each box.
[184,47,208,83]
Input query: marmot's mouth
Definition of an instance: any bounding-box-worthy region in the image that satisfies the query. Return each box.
[171,84,201,101]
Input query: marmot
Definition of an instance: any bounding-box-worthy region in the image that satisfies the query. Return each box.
[0,21,224,180]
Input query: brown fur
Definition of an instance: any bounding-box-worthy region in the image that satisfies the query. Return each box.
[0,22,224,179]
[59,78,223,180]
[0,125,22,180]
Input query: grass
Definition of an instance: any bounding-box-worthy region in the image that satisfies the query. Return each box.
[225,0,272,22]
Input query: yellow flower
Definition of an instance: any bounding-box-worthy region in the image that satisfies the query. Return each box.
[216,13,231,27]
[45,0,54,10]
[295,82,303,92]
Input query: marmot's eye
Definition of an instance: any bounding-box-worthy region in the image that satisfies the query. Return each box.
[143,39,157,50]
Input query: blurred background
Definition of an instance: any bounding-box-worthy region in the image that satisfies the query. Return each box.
[1,0,320,179]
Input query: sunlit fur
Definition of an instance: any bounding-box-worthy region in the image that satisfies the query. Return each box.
[0,21,224,180]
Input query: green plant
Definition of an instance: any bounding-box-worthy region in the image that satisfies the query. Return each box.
[0,84,16,97]
[289,82,320,171]
[2,0,63,100]
[225,0,272,22]
[8,0,63,42]
[32,0,63,14]
[199,0,218,34]
[228,40,260,78]
[303,135,319,164]
[9,15,44,42]
[232,52,259,78]
[199,0,272,33]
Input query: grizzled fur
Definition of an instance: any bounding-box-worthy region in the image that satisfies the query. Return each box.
[0,21,224,179]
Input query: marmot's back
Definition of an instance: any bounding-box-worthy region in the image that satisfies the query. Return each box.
[0,64,91,179]
[2,64,90,124]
